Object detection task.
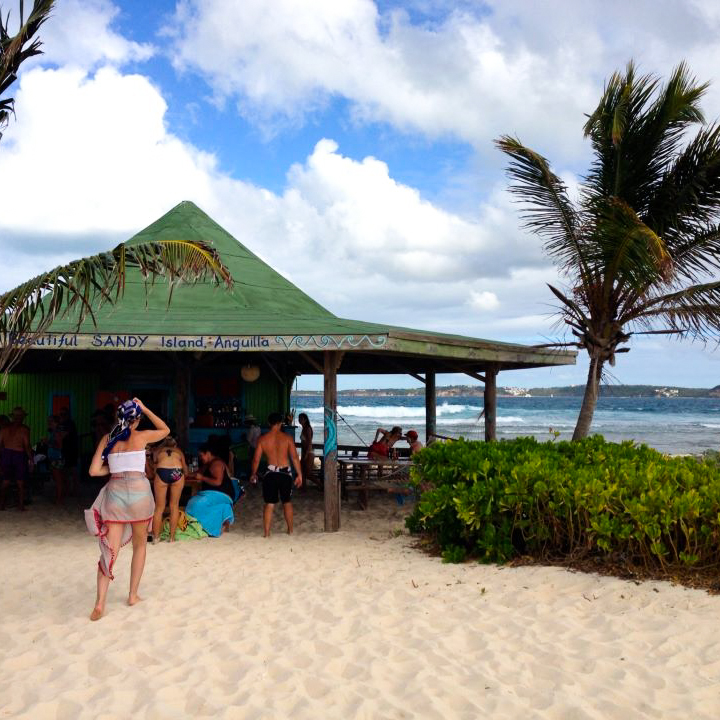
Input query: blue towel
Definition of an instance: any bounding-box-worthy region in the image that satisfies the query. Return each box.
[186,489,236,538]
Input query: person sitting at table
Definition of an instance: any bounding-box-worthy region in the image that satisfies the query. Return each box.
[405,430,424,455]
[385,430,423,506]
[208,433,235,478]
[149,437,187,542]
[186,441,242,537]
[368,426,403,460]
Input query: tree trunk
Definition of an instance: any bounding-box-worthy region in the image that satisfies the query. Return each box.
[572,353,603,441]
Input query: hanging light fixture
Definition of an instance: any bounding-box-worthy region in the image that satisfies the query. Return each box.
[241,364,260,382]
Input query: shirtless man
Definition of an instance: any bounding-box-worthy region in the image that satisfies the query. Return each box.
[0,407,34,511]
[405,430,424,455]
[250,412,302,537]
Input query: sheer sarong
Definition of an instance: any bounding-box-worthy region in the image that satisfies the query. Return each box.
[85,472,154,579]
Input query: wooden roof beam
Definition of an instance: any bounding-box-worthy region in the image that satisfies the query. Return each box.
[298,351,323,374]
[380,356,426,383]
[445,363,486,383]
[261,354,284,384]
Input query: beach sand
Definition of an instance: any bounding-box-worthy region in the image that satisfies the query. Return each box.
[1,485,718,719]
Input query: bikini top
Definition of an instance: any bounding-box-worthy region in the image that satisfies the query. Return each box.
[108,450,146,474]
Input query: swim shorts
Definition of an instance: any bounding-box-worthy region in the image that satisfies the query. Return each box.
[262,469,293,504]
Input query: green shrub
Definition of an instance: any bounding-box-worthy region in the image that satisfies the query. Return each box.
[441,545,467,564]
[406,436,720,571]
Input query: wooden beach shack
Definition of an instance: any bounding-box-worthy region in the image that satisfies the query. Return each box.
[0,202,576,530]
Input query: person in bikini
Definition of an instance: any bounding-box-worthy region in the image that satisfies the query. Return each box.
[149,436,187,542]
[0,407,34,511]
[250,412,302,537]
[368,426,403,461]
[297,412,316,489]
[85,398,169,621]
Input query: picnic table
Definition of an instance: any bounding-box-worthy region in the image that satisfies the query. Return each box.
[338,456,412,509]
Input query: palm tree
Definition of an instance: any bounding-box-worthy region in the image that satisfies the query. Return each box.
[1,0,55,140]
[497,62,720,440]
[0,239,233,375]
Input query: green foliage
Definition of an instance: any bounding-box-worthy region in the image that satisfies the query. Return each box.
[441,545,467,564]
[0,239,233,376]
[406,437,720,571]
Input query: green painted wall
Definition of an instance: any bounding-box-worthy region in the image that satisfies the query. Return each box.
[0,372,101,450]
[243,369,290,423]
[0,366,290,456]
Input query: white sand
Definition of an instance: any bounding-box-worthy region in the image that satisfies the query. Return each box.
[1,486,719,719]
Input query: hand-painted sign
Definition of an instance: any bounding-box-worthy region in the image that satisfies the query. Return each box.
[8,333,388,352]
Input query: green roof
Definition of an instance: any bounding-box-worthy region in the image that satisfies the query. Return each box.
[40,201,575,369]
[49,200,338,335]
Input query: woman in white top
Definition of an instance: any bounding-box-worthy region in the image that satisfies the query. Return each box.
[85,398,169,621]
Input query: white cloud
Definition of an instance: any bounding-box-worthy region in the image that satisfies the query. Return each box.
[167,0,596,160]
[4,0,720,391]
[468,290,500,312]
[167,0,720,165]
[38,0,153,70]
[0,66,216,237]
[0,62,557,344]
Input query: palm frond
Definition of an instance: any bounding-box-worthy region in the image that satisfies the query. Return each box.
[629,281,720,339]
[0,239,233,375]
[0,0,55,139]
[646,123,720,248]
[666,222,720,283]
[583,62,707,212]
[592,197,672,293]
[495,135,588,278]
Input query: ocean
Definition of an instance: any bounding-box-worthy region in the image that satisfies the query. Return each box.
[291,394,720,455]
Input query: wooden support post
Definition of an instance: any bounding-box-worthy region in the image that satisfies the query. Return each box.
[174,357,191,448]
[484,365,498,442]
[323,351,342,532]
[425,371,436,444]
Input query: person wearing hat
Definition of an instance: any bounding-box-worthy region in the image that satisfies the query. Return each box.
[405,430,424,455]
[0,407,34,511]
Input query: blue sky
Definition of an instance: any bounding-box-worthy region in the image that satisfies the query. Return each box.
[1,0,720,391]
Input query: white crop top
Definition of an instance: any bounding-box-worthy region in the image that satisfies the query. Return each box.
[108,450,146,474]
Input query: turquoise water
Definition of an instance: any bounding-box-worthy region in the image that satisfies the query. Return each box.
[292,394,720,455]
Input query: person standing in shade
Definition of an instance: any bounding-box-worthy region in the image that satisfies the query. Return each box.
[0,407,34,511]
[250,412,302,537]
[245,415,261,450]
[297,413,316,489]
[149,437,187,542]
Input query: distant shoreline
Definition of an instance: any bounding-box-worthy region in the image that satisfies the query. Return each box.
[293,384,720,399]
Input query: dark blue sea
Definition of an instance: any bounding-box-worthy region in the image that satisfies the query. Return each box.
[291,394,720,455]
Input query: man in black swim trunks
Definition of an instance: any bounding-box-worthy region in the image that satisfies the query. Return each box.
[250,412,302,537]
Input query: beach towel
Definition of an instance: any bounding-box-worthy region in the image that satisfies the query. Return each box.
[159,512,208,541]
[185,480,243,537]
[84,472,154,579]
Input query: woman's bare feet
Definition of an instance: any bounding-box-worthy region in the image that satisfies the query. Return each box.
[90,607,103,621]
[128,594,142,606]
